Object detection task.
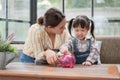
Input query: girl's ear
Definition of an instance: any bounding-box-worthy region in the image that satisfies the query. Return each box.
[87,27,90,31]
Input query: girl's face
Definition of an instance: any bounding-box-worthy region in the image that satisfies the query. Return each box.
[48,18,66,34]
[74,26,89,40]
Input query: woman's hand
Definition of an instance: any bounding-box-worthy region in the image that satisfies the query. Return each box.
[45,49,58,66]
[82,61,92,66]
[60,46,68,54]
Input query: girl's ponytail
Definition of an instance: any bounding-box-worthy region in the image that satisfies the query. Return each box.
[90,20,95,39]
[68,18,74,37]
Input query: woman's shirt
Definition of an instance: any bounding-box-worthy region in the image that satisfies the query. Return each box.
[23,23,68,60]
[60,38,100,63]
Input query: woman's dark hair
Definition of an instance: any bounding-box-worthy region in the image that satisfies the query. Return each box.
[37,8,65,28]
[68,15,95,39]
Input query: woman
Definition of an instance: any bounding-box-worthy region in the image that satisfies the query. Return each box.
[20,8,68,66]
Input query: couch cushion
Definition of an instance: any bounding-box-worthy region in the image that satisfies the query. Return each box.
[96,36,120,64]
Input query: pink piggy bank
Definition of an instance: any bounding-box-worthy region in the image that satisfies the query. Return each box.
[59,54,75,68]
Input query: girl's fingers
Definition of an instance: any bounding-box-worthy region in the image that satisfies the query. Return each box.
[82,61,92,66]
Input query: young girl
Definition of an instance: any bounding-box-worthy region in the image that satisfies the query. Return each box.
[59,15,100,66]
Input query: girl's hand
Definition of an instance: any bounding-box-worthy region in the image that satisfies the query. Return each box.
[82,61,92,66]
[45,49,58,66]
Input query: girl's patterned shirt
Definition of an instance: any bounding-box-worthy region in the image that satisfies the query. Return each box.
[60,38,100,63]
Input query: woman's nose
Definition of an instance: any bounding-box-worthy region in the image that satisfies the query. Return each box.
[64,26,66,29]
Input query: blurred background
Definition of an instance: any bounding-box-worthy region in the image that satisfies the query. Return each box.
[0,0,120,44]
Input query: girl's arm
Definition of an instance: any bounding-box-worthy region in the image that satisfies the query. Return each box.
[59,39,73,55]
[86,40,100,64]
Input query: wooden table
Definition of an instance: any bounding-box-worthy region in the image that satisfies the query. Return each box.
[0,62,120,80]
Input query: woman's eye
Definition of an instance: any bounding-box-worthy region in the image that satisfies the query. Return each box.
[60,26,64,29]
[75,30,79,32]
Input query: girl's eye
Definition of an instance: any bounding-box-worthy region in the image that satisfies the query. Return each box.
[81,30,84,31]
[75,29,79,32]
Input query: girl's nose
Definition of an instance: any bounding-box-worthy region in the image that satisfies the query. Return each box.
[78,32,82,35]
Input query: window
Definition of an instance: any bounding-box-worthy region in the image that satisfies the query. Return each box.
[94,0,120,36]
[37,0,63,18]
[0,0,30,43]
[65,0,91,20]
[0,0,120,44]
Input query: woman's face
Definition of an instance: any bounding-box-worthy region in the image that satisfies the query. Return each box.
[50,18,66,34]
[74,26,88,40]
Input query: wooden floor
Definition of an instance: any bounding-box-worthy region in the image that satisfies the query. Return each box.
[0,62,120,80]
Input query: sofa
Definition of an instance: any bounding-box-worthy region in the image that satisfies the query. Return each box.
[96,36,120,64]
[12,36,120,64]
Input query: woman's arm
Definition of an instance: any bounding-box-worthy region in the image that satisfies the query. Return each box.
[26,25,45,60]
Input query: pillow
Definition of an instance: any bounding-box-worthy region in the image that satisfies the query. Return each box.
[96,41,102,64]
[96,41,102,52]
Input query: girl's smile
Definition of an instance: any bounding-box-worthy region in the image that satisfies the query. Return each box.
[74,26,88,40]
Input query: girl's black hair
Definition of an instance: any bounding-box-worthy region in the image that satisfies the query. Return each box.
[68,15,95,39]
[68,18,74,37]
[37,8,65,28]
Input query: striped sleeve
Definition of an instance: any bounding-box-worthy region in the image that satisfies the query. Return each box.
[27,25,45,59]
